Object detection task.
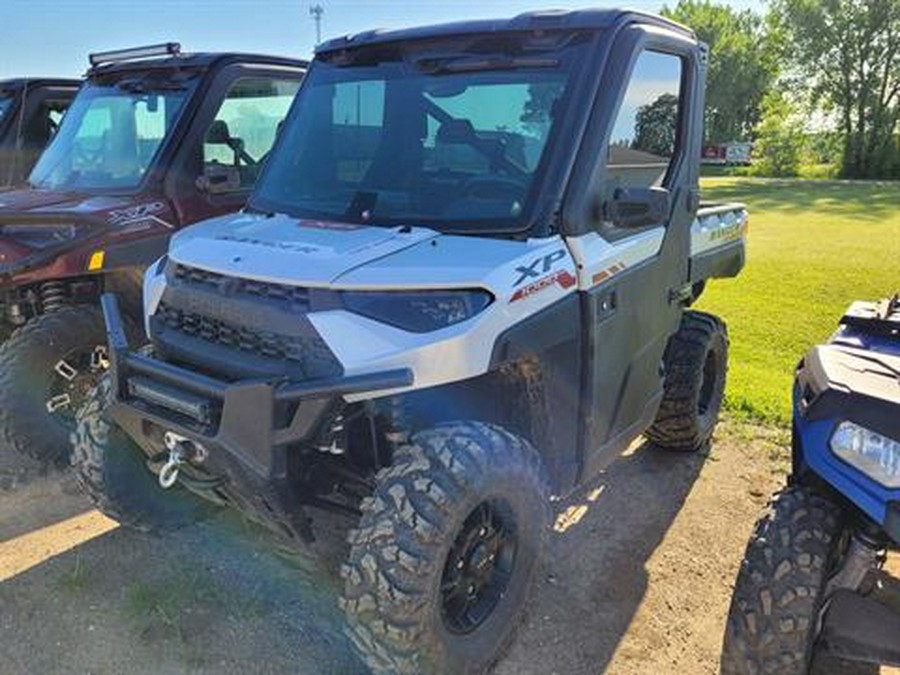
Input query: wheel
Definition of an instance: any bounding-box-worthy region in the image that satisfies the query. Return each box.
[0,305,120,465]
[340,422,550,675]
[72,374,212,531]
[721,486,846,675]
[646,309,728,451]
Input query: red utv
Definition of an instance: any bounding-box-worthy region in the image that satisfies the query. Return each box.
[0,43,306,466]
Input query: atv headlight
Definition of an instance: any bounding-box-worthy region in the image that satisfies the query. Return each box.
[0,224,77,249]
[830,421,900,488]
[342,289,493,333]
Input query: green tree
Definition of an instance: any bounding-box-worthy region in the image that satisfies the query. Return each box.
[520,83,560,137]
[633,94,680,156]
[751,91,805,177]
[662,0,778,143]
[770,0,900,179]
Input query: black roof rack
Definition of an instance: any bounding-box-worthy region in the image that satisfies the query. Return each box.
[89,42,182,67]
[85,49,308,78]
[316,9,694,55]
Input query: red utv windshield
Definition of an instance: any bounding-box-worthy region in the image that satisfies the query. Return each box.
[29,79,193,191]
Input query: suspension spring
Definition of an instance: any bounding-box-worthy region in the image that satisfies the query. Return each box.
[40,281,68,313]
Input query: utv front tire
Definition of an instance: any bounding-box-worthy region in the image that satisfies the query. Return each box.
[721,486,845,675]
[646,310,728,451]
[0,306,112,464]
[72,376,209,532]
[340,422,550,675]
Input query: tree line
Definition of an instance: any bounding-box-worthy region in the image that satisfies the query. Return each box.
[662,0,900,179]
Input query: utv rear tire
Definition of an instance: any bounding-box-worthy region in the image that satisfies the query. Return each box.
[340,422,550,675]
[646,310,728,451]
[721,486,845,675]
[0,306,113,465]
[72,375,210,532]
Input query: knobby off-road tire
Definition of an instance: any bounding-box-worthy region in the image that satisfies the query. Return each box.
[340,422,550,675]
[72,375,210,532]
[646,310,728,451]
[721,486,845,675]
[0,305,112,465]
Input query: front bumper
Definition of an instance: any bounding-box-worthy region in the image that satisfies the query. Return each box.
[101,293,412,535]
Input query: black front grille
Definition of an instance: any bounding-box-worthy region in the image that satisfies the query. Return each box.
[158,264,343,381]
[156,302,330,366]
[174,264,312,311]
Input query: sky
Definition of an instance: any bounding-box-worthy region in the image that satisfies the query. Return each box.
[2,0,763,80]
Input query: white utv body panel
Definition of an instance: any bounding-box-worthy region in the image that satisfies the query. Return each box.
[145,203,747,399]
[146,212,580,398]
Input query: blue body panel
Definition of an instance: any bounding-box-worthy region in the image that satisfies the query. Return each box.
[794,390,900,527]
[832,327,900,355]
[795,314,900,530]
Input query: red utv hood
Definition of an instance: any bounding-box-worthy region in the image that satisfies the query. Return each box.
[0,187,176,276]
[0,187,164,220]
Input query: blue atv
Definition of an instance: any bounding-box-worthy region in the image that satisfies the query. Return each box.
[722,296,900,674]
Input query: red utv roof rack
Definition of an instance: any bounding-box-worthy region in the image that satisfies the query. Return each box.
[89,43,182,67]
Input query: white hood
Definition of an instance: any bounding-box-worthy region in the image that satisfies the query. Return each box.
[168,211,439,287]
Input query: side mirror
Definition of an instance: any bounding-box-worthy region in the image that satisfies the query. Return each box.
[603,186,670,229]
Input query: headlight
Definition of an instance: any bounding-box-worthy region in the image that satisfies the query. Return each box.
[830,421,900,488]
[342,289,493,333]
[0,224,77,249]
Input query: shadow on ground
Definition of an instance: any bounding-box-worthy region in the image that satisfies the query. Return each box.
[0,432,892,674]
[496,440,707,674]
[0,478,365,675]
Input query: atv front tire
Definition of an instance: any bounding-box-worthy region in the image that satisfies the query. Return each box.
[72,375,210,532]
[340,422,550,675]
[0,306,113,464]
[721,486,845,675]
[646,310,728,451]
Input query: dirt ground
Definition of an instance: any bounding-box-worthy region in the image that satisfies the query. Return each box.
[1,417,897,675]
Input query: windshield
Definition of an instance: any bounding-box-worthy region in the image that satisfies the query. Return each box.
[250,36,587,232]
[29,80,193,191]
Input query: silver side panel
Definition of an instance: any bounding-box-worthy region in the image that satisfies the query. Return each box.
[690,203,747,256]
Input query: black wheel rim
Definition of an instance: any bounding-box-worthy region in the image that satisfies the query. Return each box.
[697,348,718,416]
[440,499,517,635]
[45,343,108,427]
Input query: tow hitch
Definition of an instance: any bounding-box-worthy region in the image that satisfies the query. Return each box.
[158,431,207,489]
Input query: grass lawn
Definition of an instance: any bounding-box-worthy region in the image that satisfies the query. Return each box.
[696,177,900,424]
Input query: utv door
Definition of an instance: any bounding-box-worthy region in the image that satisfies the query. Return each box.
[166,64,303,225]
[565,27,705,479]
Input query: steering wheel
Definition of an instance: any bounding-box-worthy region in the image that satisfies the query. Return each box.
[77,133,108,168]
[460,175,527,201]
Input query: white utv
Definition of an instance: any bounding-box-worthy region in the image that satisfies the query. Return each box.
[75,9,747,674]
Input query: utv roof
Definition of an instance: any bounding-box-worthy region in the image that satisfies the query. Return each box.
[0,78,81,91]
[87,52,308,78]
[317,8,694,54]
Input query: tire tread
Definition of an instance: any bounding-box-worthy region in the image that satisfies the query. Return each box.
[340,421,549,675]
